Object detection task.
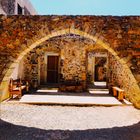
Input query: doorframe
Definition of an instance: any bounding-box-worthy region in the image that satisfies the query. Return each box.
[87,52,108,83]
[44,52,59,84]
[94,54,108,83]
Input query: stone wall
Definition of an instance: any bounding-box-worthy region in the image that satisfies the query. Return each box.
[61,42,86,81]
[108,53,140,108]
[23,36,93,87]
[23,42,60,87]
[0,15,140,107]
[0,0,15,14]
[10,58,24,80]
[0,15,139,84]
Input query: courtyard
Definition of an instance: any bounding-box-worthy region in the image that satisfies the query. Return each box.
[0,0,140,140]
[0,15,140,108]
[1,102,140,140]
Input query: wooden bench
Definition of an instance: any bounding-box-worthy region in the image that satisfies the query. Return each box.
[9,78,29,98]
[112,86,125,101]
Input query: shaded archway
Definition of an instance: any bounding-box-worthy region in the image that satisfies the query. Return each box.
[0,28,140,108]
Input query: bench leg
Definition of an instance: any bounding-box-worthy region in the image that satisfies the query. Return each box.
[18,90,22,98]
[118,91,124,101]
[113,89,117,96]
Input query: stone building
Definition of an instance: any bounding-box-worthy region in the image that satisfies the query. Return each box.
[0,15,140,108]
[22,35,108,89]
[0,0,37,15]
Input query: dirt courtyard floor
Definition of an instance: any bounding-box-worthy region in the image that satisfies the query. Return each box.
[0,102,140,140]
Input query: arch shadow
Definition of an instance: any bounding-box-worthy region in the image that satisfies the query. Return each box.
[0,119,140,140]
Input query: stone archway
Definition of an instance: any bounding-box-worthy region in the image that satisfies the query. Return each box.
[0,28,140,108]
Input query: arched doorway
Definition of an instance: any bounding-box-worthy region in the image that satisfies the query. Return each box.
[0,28,140,108]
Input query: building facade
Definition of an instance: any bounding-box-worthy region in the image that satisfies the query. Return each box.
[0,15,140,108]
[0,0,37,15]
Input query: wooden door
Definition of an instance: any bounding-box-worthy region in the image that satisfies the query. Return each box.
[47,56,59,83]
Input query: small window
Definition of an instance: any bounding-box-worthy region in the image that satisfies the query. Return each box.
[18,4,22,15]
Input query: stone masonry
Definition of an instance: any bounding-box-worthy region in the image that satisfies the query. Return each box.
[23,36,92,88]
[0,15,140,108]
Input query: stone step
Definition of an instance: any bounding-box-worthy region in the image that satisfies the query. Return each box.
[36,89,59,93]
[89,89,109,94]
[88,83,109,94]
[89,88,109,91]
[94,82,107,86]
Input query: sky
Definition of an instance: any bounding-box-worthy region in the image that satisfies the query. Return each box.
[30,0,140,15]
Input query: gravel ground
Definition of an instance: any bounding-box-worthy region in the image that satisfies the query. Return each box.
[0,102,140,140]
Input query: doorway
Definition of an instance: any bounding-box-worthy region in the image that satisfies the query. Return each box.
[94,57,107,82]
[87,52,108,84]
[47,56,59,83]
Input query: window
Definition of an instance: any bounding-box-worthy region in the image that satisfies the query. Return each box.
[17,4,22,15]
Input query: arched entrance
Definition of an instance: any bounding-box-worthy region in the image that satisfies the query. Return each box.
[0,28,140,108]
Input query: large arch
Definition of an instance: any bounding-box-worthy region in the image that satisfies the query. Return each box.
[0,28,140,108]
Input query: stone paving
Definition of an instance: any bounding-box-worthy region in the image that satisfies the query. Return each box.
[19,94,123,106]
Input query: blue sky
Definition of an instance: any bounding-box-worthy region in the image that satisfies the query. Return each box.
[30,0,140,15]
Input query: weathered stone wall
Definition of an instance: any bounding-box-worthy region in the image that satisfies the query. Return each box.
[0,15,140,107]
[23,36,93,87]
[0,0,37,15]
[0,0,15,15]
[0,15,139,84]
[108,53,140,107]
[61,41,86,81]
[10,58,24,80]
[23,42,60,87]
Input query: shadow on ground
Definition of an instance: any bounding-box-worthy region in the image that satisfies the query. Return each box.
[0,119,140,140]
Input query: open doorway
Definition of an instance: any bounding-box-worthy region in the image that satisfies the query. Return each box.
[94,57,107,82]
[87,52,108,85]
